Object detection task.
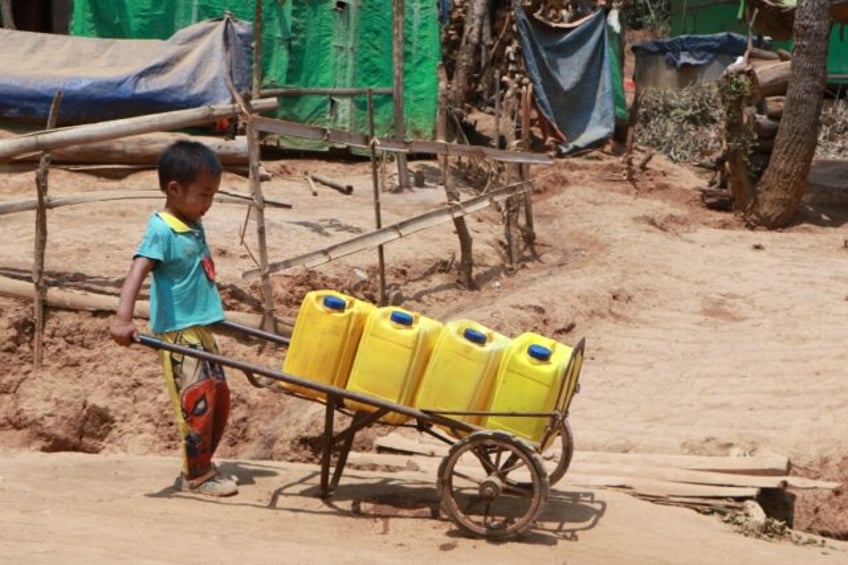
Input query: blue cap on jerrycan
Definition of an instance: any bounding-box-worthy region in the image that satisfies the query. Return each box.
[462,327,487,345]
[323,295,348,311]
[528,344,552,361]
[390,310,414,326]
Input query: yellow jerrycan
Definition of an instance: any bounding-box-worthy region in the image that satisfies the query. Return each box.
[413,319,509,432]
[345,306,442,424]
[481,332,574,444]
[281,290,375,399]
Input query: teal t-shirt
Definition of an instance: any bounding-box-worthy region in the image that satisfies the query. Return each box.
[135,212,225,333]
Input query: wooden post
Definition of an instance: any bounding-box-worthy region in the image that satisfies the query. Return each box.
[0,0,14,29]
[494,72,501,149]
[392,0,411,191]
[246,0,275,332]
[502,89,520,270]
[437,64,475,289]
[33,91,63,371]
[520,85,536,258]
[252,0,263,101]
[367,90,388,305]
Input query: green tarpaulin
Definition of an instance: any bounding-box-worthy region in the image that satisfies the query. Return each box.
[670,0,848,83]
[70,1,440,146]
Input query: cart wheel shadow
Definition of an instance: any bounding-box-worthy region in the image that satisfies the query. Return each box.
[267,472,606,544]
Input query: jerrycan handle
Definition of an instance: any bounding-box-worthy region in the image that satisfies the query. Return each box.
[462,328,487,345]
[323,295,348,311]
[390,310,414,326]
[527,344,552,361]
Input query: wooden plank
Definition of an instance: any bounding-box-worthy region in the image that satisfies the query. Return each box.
[561,474,760,499]
[566,462,839,490]
[375,432,788,475]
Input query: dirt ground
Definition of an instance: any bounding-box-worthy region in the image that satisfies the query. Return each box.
[2,141,848,562]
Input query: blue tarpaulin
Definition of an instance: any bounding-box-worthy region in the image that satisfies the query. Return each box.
[515,8,614,155]
[631,32,751,69]
[0,16,251,125]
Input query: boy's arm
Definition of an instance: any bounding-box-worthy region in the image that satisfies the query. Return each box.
[110,256,157,346]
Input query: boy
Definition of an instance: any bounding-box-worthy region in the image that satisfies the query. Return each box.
[111,141,237,497]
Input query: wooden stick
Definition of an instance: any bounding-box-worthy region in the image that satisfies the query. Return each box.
[520,85,537,258]
[437,63,475,289]
[246,5,275,334]
[243,180,532,279]
[367,90,388,305]
[0,98,278,161]
[33,91,63,371]
[308,172,354,195]
[303,173,318,196]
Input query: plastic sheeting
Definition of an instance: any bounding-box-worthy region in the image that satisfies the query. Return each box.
[515,8,615,155]
[69,0,440,145]
[631,33,750,69]
[0,17,251,125]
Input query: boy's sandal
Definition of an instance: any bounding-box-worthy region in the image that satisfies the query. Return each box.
[179,470,238,497]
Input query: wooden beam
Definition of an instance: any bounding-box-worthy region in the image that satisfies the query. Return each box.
[251,115,553,165]
[242,180,532,279]
[0,99,278,162]
[3,131,250,166]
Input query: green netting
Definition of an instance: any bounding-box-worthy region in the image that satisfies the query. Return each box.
[69,1,440,146]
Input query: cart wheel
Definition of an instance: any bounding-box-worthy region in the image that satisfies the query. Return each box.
[437,430,549,539]
[543,419,575,486]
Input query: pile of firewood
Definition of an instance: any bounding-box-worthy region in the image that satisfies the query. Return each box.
[702,47,791,211]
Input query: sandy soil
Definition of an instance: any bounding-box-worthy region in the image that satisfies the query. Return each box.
[1,145,848,562]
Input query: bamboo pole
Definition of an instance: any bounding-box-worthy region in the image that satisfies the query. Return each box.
[260,87,393,97]
[0,99,278,162]
[367,90,388,305]
[0,189,290,216]
[0,275,292,337]
[246,0,275,333]
[33,91,63,370]
[243,180,532,279]
[251,115,553,165]
[392,0,411,191]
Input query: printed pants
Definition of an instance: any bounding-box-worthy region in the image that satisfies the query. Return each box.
[157,326,230,481]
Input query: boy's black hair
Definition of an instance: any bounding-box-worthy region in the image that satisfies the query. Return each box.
[157,140,223,191]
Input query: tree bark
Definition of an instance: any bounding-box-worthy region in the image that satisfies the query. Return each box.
[0,0,15,29]
[450,0,488,107]
[749,1,830,228]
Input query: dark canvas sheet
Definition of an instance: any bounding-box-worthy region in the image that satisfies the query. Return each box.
[0,16,251,125]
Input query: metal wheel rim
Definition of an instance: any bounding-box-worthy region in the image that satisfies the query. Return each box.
[437,431,548,539]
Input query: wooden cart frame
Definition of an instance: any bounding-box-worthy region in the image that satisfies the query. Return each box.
[139,319,585,539]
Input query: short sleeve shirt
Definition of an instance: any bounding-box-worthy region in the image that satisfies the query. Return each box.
[135,212,225,333]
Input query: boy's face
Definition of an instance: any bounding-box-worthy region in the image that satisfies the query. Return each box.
[166,168,221,224]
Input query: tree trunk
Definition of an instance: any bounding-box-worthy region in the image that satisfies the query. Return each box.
[450,0,487,107]
[748,1,830,228]
[0,0,15,29]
